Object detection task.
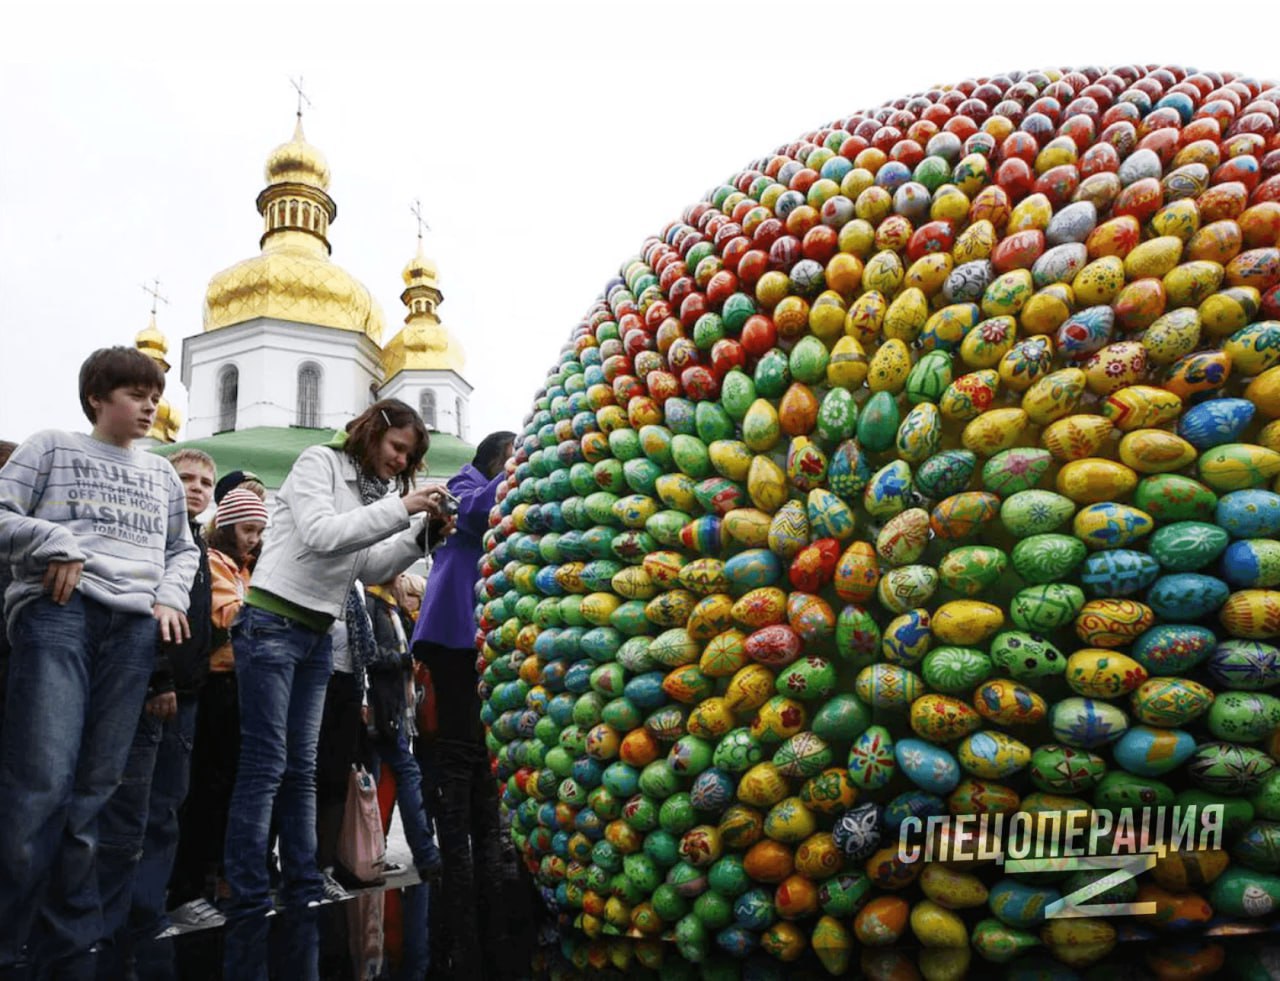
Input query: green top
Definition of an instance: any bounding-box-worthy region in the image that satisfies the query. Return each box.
[151,426,473,490]
[245,586,335,634]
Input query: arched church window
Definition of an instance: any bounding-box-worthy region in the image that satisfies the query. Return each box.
[289,200,299,225]
[297,362,322,428]
[419,389,437,430]
[301,201,312,228]
[217,365,238,433]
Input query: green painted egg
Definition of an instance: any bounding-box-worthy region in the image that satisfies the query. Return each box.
[1012,534,1087,584]
[877,564,939,614]
[1133,474,1219,522]
[1092,771,1175,811]
[855,664,925,710]
[922,647,993,693]
[1233,822,1280,873]
[776,655,837,703]
[1208,867,1280,918]
[719,371,757,420]
[857,390,901,453]
[773,731,833,779]
[695,401,735,444]
[789,335,830,385]
[990,630,1067,681]
[835,605,881,666]
[916,449,977,499]
[754,348,791,398]
[938,546,1007,596]
[982,447,1053,497]
[811,694,873,743]
[1010,584,1086,633]
[1049,697,1130,749]
[1189,742,1276,794]
[1131,676,1216,727]
[1000,489,1076,536]
[712,728,764,773]
[1207,692,1280,743]
[1029,744,1107,793]
[905,350,954,405]
[816,388,858,447]
[1148,521,1230,571]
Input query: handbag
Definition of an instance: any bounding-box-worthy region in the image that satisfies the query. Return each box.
[337,765,388,886]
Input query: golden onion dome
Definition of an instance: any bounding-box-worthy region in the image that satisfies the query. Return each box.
[135,313,169,363]
[402,245,439,287]
[264,116,330,191]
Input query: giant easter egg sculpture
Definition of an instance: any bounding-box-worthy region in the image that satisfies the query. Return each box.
[476,65,1280,972]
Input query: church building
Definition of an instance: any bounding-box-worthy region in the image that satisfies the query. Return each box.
[140,111,474,486]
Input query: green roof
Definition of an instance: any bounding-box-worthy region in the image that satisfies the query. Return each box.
[151,426,473,489]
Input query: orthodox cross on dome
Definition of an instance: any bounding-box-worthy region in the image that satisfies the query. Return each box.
[289,75,312,120]
[410,198,431,243]
[141,277,169,316]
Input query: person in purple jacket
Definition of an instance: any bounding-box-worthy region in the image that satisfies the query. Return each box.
[411,429,513,979]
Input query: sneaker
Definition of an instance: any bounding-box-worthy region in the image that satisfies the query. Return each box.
[168,899,226,929]
[379,861,407,876]
[320,868,353,903]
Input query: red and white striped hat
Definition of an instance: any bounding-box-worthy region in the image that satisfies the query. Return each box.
[214,487,269,527]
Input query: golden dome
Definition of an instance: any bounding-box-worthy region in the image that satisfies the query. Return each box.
[402,245,438,287]
[135,313,170,370]
[203,114,384,343]
[147,398,182,444]
[382,237,464,379]
[264,116,330,191]
[204,237,386,342]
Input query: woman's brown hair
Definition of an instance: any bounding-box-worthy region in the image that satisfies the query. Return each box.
[344,399,430,494]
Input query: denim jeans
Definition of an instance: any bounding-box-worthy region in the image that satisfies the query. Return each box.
[371,730,438,872]
[0,593,155,968]
[97,694,199,955]
[223,608,332,919]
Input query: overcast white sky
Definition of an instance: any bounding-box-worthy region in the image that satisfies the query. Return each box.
[2,1,1277,447]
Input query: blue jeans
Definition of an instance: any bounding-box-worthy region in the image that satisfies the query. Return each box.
[97,694,199,953]
[0,594,154,968]
[223,608,332,919]
[372,730,438,871]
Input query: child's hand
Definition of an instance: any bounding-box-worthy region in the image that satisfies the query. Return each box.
[146,692,178,720]
[153,604,190,644]
[43,559,83,604]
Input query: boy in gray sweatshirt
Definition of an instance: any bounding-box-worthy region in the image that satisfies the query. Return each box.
[0,346,199,972]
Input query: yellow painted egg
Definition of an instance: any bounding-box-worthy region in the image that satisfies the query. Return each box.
[655,472,700,512]
[884,287,929,342]
[940,369,1000,422]
[700,629,748,678]
[863,249,905,295]
[1245,365,1280,420]
[1260,420,1280,454]
[1163,261,1223,308]
[920,866,990,909]
[1083,341,1149,396]
[953,218,996,262]
[724,664,779,715]
[826,335,869,389]
[1123,235,1184,279]
[956,731,1032,780]
[1008,192,1053,232]
[896,403,943,465]
[723,507,772,548]
[687,594,735,642]
[1087,214,1141,259]
[1042,415,1115,462]
[973,679,1048,726]
[1021,368,1086,425]
[1197,443,1280,492]
[1056,458,1139,504]
[1150,198,1202,242]
[910,694,982,744]
[905,252,954,297]
[1187,219,1244,264]
[1199,286,1261,339]
[932,600,1004,646]
[748,454,789,512]
[867,338,912,394]
[1225,321,1280,376]
[1142,308,1202,366]
[612,566,657,601]
[767,500,809,558]
[708,440,755,482]
[1019,283,1075,336]
[962,407,1029,457]
[1118,429,1198,474]
[646,589,696,628]
[737,762,789,808]
[1113,279,1169,332]
[1101,385,1183,431]
[1075,598,1156,647]
[1072,502,1154,549]
[687,697,736,738]
[732,587,788,629]
[910,900,969,949]
[794,831,844,877]
[679,558,729,596]
[878,566,939,615]
[1066,649,1149,698]
[998,335,1055,392]
[1163,350,1232,402]
[1220,589,1280,640]
[1072,256,1127,306]
[959,315,1018,368]
[750,696,808,744]
[643,551,686,589]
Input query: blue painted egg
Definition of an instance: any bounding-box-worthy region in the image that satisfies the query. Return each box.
[1131,624,1217,676]
[1177,397,1256,450]
[1080,549,1161,597]
[863,460,914,520]
[689,767,736,813]
[1207,640,1280,691]
[988,879,1062,929]
[1112,725,1197,777]
[1146,574,1231,620]
[882,790,947,832]
[827,439,873,501]
[1217,490,1280,540]
[723,549,783,593]
[893,738,961,794]
[1222,539,1280,588]
[623,671,668,710]
[1056,305,1115,358]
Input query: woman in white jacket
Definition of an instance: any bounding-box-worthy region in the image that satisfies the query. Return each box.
[223,399,448,918]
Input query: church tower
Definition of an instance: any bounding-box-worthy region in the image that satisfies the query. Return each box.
[378,218,472,439]
[133,295,182,447]
[181,108,385,439]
